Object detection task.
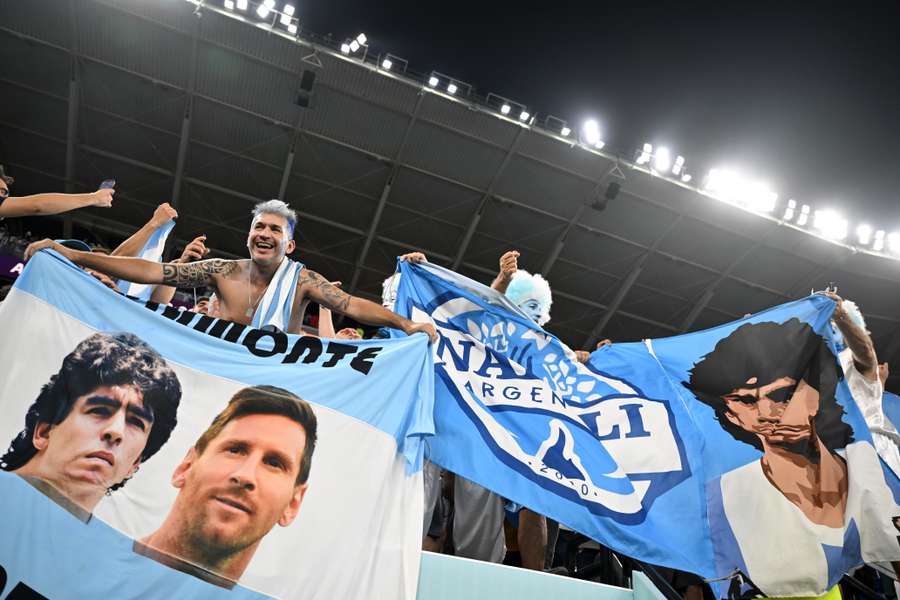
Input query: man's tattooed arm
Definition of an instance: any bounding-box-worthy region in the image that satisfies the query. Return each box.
[161,259,238,287]
[299,269,351,312]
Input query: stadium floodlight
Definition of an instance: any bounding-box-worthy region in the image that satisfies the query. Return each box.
[681,174,692,183]
[287,23,297,34]
[560,126,571,137]
[283,3,295,15]
[889,232,900,255]
[428,75,439,87]
[594,140,606,150]
[636,143,652,165]
[224,0,235,10]
[782,199,797,221]
[356,33,367,45]
[672,155,685,175]
[873,230,886,251]
[340,43,351,54]
[382,58,393,70]
[280,12,292,25]
[813,209,848,241]
[856,224,873,245]
[797,204,811,226]
[236,0,248,9]
[256,0,275,18]
[519,110,531,122]
[447,82,458,95]
[349,39,360,52]
[654,147,671,173]
[582,119,601,147]
[500,103,511,115]
[743,183,778,213]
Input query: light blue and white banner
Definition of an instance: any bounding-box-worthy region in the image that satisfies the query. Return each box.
[396,261,900,597]
[117,219,175,300]
[0,250,433,600]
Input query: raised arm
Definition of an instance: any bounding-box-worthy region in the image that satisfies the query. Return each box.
[298,268,436,342]
[111,203,177,257]
[491,250,519,294]
[825,291,878,380]
[0,189,114,218]
[24,239,234,289]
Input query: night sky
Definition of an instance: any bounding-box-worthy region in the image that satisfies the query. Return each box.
[300,0,900,229]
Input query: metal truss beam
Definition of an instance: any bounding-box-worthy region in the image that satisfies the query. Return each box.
[584,216,683,349]
[170,17,200,210]
[347,92,426,294]
[452,126,526,270]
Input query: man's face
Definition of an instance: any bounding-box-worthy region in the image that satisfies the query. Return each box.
[247,214,296,266]
[722,376,820,448]
[172,414,307,558]
[31,385,153,490]
[195,299,210,315]
[0,180,9,200]
[518,299,544,324]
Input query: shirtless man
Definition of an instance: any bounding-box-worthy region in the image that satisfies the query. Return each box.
[24,200,436,341]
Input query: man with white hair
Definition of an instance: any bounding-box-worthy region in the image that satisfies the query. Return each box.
[25,200,436,341]
[824,291,900,476]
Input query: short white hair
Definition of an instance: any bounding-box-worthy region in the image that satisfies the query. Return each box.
[252,200,297,238]
[505,270,552,326]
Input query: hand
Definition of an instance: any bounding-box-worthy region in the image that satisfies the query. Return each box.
[24,239,69,261]
[151,202,178,227]
[498,250,519,280]
[179,235,209,263]
[86,269,118,291]
[399,252,428,263]
[819,290,847,320]
[574,350,590,363]
[879,363,890,386]
[596,338,613,350]
[91,188,115,208]
[403,320,437,343]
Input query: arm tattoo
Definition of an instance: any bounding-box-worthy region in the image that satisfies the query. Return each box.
[161,259,237,287]
[300,269,351,313]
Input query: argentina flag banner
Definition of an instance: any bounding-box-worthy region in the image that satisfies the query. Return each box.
[0,250,433,600]
[117,219,176,301]
[396,261,900,597]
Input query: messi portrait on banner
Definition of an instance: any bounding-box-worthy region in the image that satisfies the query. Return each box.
[0,250,433,600]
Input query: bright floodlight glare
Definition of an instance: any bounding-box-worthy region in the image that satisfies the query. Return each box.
[582,119,601,146]
[500,104,511,115]
[636,142,652,165]
[560,126,571,137]
[873,230,886,251]
[349,39,360,52]
[356,33,367,45]
[283,3,295,15]
[681,174,692,183]
[782,199,796,220]
[653,147,671,173]
[856,224,873,245]
[224,0,235,10]
[236,0,248,8]
[256,3,271,17]
[340,43,351,54]
[745,183,778,213]
[447,82,458,94]
[594,140,606,149]
[889,232,900,254]
[519,111,531,122]
[382,58,393,70]
[428,76,439,87]
[813,209,848,240]
[672,155,685,175]
[797,204,811,226]
[280,12,291,25]
[287,23,297,33]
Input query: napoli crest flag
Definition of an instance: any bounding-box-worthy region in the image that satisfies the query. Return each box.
[396,261,900,597]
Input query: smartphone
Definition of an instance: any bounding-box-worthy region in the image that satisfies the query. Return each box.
[99,179,116,189]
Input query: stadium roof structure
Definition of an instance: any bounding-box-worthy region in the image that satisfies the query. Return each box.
[2,0,899,388]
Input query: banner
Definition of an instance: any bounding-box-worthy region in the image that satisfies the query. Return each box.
[117,219,176,300]
[396,261,900,597]
[0,250,434,600]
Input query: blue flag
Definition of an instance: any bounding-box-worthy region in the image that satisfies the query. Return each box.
[117,219,175,300]
[395,261,900,597]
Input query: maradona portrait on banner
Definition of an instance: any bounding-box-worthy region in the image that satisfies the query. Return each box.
[0,332,182,520]
[135,385,318,589]
[686,318,900,594]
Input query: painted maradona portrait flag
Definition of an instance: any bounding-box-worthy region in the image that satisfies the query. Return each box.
[395,261,900,597]
[0,250,433,600]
